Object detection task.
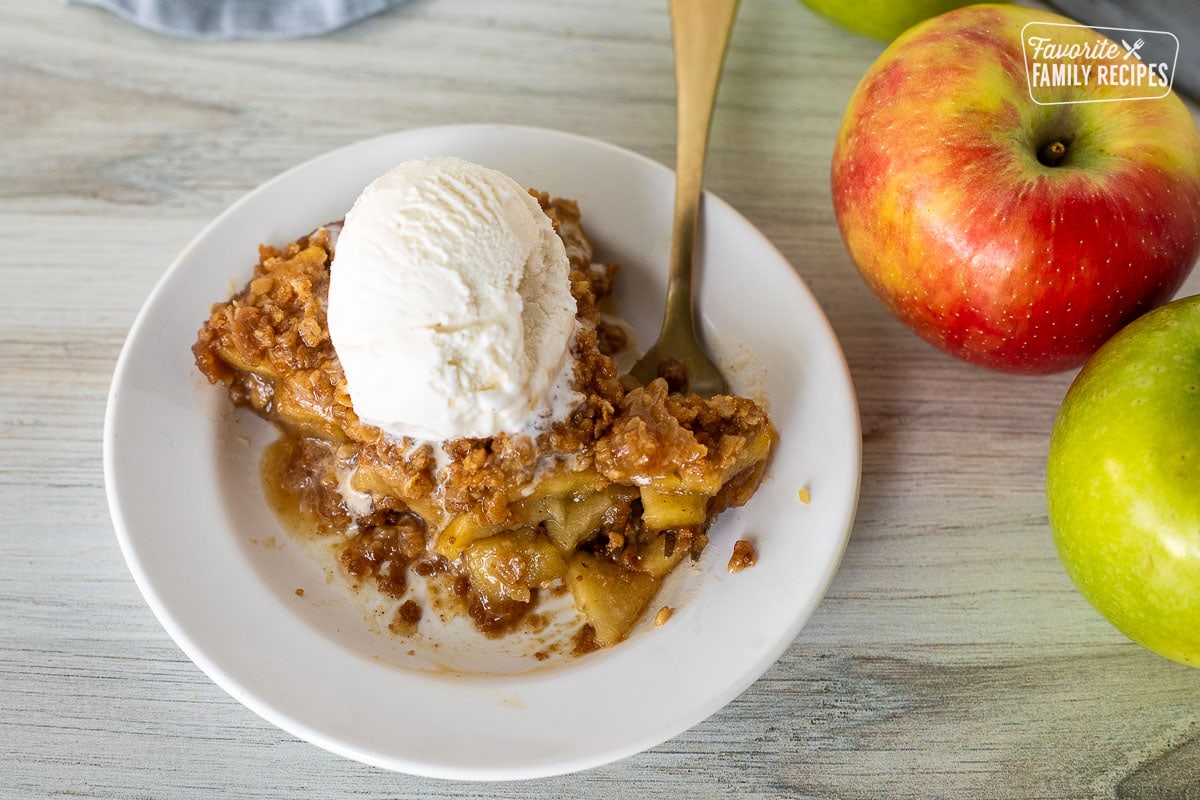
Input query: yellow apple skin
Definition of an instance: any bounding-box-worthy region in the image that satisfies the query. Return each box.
[831,5,1200,373]
[799,0,1000,42]
[1047,295,1200,668]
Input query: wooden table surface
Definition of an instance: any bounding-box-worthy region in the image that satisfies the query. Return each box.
[3,1,1199,797]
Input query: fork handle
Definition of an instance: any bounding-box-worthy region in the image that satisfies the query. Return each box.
[660,0,740,339]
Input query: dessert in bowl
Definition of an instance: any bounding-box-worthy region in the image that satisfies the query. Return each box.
[193,156,777,656]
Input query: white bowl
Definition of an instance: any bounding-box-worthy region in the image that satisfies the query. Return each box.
[104,124,861,779]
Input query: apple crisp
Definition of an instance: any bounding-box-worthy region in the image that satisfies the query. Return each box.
[194,192,776,650]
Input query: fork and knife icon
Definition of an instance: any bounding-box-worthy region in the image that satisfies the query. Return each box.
[1121,37,1146,61]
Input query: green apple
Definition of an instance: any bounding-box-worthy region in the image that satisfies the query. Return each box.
[798,0,1004,41]
[1047,294,1200,668]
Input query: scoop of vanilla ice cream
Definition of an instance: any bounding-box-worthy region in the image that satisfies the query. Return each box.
[327,156,578,441]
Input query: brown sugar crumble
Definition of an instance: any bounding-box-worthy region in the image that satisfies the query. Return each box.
[727,539,757,573]
[571,624,600,656]
[389,599,423,635]
[595,319,630,356]
[654,606,673,627]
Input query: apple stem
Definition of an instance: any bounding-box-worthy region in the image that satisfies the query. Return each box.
[1040,140,1069,168]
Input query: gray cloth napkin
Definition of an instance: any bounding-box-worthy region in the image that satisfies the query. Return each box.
[69,0,409,40]
[1046,0,1200,100]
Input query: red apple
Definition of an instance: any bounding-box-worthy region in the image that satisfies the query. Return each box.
[831,4,1200,373]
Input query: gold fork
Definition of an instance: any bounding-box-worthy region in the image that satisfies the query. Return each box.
[628,0,740,397]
